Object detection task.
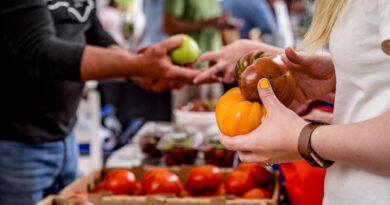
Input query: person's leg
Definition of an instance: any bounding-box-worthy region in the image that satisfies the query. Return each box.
[45,132,79,194]
[0,140,64,205]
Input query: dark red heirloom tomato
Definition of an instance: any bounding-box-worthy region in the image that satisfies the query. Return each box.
[141,169,183,197]
[104,169,137,195]
[242,188,272,199]
[224,171,256,196]
[235,51,296,106]
[236,163,273,188]
[184,165,222,196]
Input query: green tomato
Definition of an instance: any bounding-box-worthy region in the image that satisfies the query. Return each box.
[170,34,200,65]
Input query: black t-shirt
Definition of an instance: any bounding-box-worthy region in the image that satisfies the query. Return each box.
[0,0,117,143]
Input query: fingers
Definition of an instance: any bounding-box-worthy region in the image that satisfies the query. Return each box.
[237,151,258,163]
[165,64,201,83]
[285,47,304,65]
[222,66,235,84]
[193,65,220,84]
[219,133,253,152]
[156,37,184,53]
[200,51,222,62]
[137,46,148,54]
[257,79,283,110]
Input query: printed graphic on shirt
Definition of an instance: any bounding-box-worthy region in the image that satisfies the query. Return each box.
[46,0,94,23]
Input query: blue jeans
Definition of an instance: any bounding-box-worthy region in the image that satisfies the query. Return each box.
[0,132,78,205]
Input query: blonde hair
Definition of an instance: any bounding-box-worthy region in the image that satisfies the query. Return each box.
[298,0,347,52]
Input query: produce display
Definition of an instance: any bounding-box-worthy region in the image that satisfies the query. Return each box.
[184,165,222,196]
[169,34,200,65]
[236,163,273,189]
[242,188,272,199]
[92,164,273,200]
[158,126,203,166]
[140,124,173,163]
[141,169,183,197]
[224,170,256,195]
[224,164,273,198]
[139,123,205,166]
[216,51,296,137]
[93,169,137,195]
[61,193,93,205]
[179,99,217,112]
[203,134,235,167]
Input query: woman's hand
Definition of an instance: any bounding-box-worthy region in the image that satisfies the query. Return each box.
[194,40,283,84]
[283,47,336,110]
[219,79,307,164]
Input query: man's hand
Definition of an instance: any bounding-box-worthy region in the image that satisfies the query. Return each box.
[132,41,217,92]
[194,40,283,84]
[135,37,203,83]
[130,76,183,92]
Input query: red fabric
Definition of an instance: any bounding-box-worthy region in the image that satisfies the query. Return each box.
[280,161,326,205]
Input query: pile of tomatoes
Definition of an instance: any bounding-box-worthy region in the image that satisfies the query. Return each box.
[93,163,273,199]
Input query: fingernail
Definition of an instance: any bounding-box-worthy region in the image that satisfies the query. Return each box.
[259,80,269,89]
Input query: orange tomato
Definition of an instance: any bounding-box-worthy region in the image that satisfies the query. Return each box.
[216,87,266,136]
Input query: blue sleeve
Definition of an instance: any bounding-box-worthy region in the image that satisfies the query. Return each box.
[252,0,279,35]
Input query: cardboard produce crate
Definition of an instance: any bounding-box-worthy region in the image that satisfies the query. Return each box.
[39,166,280,205]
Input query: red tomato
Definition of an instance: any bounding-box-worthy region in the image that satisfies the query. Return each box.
[184,165,222,196]
[141,168,170,186]
[141,169,183,196]
[92,182,106,193]
[212,184,226,196]
[224,171,256,196]
[133,183,142,195]
[181,189,190,197]
[242,188,271,199]
[104,169,136,195]
[236,163,273,188]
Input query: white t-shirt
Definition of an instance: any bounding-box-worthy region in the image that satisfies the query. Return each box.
[325,0,390,204]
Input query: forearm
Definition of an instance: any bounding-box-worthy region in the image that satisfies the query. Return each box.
[312,111,390,175]
[163,14,216,34]
[249,41,284,54]
[80,45,139,81]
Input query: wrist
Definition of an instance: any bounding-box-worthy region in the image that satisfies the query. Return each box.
[128,54,144,76]
[293,119,310,159]
[298,121,334,168]
[205,17,218,28]
[311,125,331,161]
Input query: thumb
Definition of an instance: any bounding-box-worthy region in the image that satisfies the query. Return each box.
[257,79,283,109]
[157,37,184,53]
[285,47,304,65]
